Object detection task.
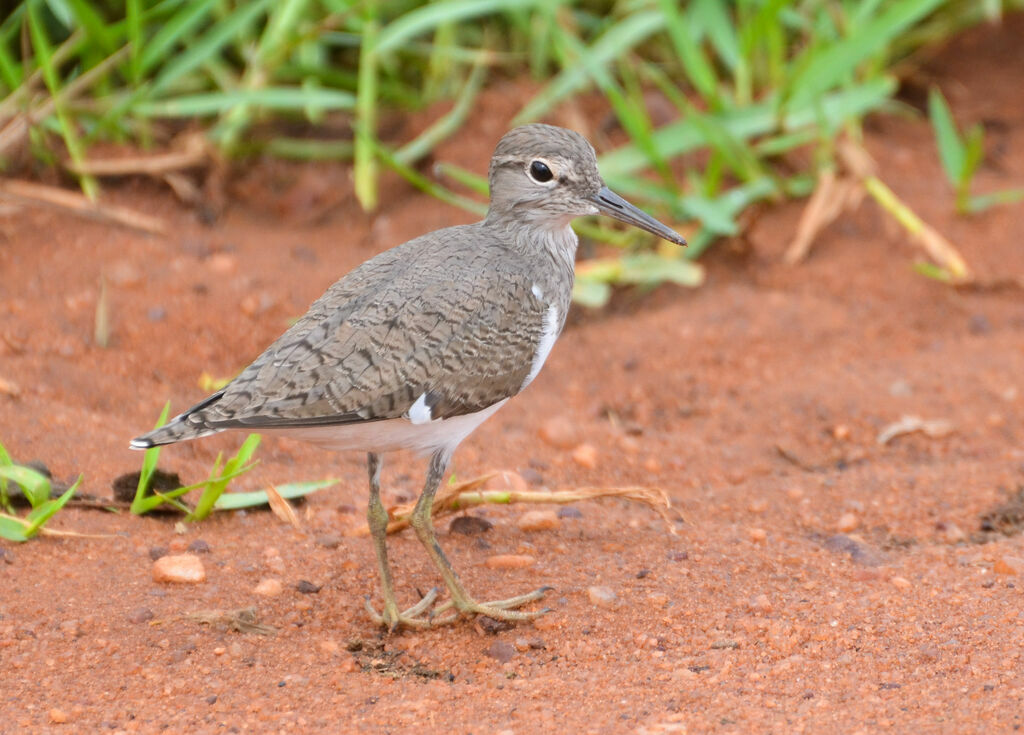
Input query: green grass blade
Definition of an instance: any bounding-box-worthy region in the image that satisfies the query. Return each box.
[188,434,261,521]
[64,0,117,54]
[0,515,29,542]
[514,10,664,124]
[658,0,720,107]
[375,0,556,55]
[967,188,1024,213]
[927,86,964,186]
[27,0,98,199]
[0,440,12,510]
[786,0,945,110]
[126,0,142,83]
[148,0,272,97]
[214,479,338,511]
[353,10,379,211]
[135,87,356,117]
[131,401,170,515]
[0,465,51,507]
[138,0,218,76]
[25,476,80,536]
[395,57,487,166]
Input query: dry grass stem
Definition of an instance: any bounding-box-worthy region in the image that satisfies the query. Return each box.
[0,178,165,235]
[265,484,301,530]
[351,473,682,537]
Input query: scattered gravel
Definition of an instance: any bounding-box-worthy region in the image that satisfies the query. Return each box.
[127,607,154,624]
[449,516,493,535]
[295,580,322,594]
[254,578,284,596]
[537,416,579,449]
[571,443,598,469]
[187,539,211,554]
[557,506,583,519]
[484,554,536,570]
[587,586,617,608]
[485,640,516,663]
[516,510,561,532]
[152,554,206,584]
[315,534,342,549]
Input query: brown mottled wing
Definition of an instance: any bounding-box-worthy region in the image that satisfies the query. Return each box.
[191,226,548,431]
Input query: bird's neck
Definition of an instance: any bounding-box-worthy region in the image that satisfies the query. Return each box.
[484,211,579,276]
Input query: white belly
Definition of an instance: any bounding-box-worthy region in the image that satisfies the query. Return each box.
[263,399,508,456]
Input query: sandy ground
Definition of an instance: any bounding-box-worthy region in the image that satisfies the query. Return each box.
[1,16,1024,735]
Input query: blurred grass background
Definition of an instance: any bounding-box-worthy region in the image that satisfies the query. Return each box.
[0,0,1020,302]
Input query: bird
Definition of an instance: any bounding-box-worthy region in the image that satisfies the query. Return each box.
[131,123,686,630]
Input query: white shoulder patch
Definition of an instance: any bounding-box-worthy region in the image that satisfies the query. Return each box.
[407,392,433,425]
[521,303,559,390]
[531,283,543,300]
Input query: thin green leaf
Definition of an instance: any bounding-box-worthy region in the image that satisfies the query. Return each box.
[571,279,612,309]
[0,515,29,542]
[25,476,80,535]
[0,465,52,508]
[786,0,945,110]
[214,479,338,511]
[928,86,964,186]
[514,10,664,124]
[135,87,356,117]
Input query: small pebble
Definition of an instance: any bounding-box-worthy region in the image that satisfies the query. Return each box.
[890,575,912,589]
[254,578,284,596]
[938,522,966,545]
[557,506,583,520]
[315,534,342,549]
[519,467,544,486]
[449,516,493,535]
[187,539,211,554]
[478,616,513,634]
[168,538,188,553]
[516,510,561,532]
[587,585,617,608]
[320,639,340,654]
[147,306,167,322]
[748,593,772,613]
[0,547,13,564]
[152,554,206,584]
[485,640,516,663]
[206,253,238,274]
[993,557,1021,575]
[127,607,154,624]
[49,708,68,724]
[748,527,767,543]
[148,546,168,561]
[296,580,322,594]
[537,416,579,449]
[513,637,531,652]
[836,512,859,533]
[484,554,536,570]
[571,443,598,469]
[710,639,739,650]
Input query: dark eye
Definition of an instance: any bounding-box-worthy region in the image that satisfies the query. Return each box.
[528,160,554,183]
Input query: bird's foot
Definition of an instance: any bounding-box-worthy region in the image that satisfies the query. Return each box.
[433,585,553,623]
[364,587,440,631]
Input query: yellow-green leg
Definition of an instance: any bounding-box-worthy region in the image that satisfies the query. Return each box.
[363,452,438,630]
[409,450,551,624]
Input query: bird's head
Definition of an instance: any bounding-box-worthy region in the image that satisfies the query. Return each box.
[486,123,686,246]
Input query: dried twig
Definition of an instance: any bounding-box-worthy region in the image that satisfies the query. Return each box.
[265,484,301,530]
[0,178,165,235]
[66,133,210,177]
[182,607,277,636]
[877,415,954,445]
[351,473,682,536]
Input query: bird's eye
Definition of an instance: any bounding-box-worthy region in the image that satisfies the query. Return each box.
[528,160,554,183]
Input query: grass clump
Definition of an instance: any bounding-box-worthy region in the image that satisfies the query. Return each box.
[1,0,1020,295]
[0,440,80,542]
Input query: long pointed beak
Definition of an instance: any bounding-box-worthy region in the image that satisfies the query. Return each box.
[591,186,687,246]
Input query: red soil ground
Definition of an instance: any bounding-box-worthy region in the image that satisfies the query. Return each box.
[1,16,1023,735]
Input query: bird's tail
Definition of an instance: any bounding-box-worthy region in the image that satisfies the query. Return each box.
[129,391,225,450]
